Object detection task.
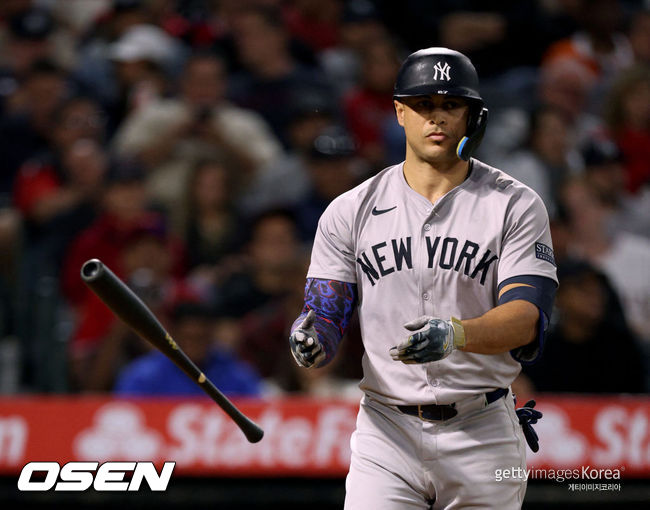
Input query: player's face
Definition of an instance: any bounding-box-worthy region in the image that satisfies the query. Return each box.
[394,95,469,165]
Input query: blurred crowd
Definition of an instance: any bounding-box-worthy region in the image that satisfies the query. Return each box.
[0,0,648,399]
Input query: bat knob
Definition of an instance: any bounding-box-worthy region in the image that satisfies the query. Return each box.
[245,424,265,443]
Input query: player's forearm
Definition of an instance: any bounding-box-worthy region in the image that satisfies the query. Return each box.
[459,300,538,355]
[291,278,358,367]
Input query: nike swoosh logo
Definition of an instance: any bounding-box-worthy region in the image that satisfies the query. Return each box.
[372,206,397,216]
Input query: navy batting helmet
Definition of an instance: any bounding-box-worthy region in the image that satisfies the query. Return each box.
[393,47,488,161]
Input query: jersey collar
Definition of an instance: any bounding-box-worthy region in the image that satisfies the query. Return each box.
[396,159,479,214]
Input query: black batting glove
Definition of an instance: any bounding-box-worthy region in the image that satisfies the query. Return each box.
[515,399,543,452]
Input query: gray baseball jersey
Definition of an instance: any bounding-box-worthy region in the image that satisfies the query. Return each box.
[307,159,558,406]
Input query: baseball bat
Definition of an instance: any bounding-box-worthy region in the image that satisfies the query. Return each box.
[80,258,264,443]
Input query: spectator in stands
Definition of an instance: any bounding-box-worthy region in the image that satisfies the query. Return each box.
[478,56,600,166]
[498,105,579,218]
[70,215,190,392]
[537,58,602,139]
[156,0,224,50]
[0,7,58,112]
[603,65,650,195]
[293,125,363,239]
[72,0,161,128]
[11,94,107,206]
[11,96,110,344]
[51,96,107,151]
[627,9,650,65]
[343,36,402,170]
[561,177,650,343]
[13,139,107,273]
[115,300,261,397]
[227,4,334,147]
[179,158,245,270]
[520,259,645,394]
[7,95,109,392]
[61,157,181,307]
[282,0,345,53]
[0,60,68,196]
[208,209,306,322]
[47,1,109,40]
[101,24,180,133]
[113,51,282,219]
[319,0,388,98]
[581,135,650,237]
[239,90,338,216]
[375,1,572,79]
[542,0,634,85]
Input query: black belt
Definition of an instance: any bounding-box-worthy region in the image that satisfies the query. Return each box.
[397,388,509,422]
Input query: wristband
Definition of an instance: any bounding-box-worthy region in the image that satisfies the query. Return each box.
[450,316,466,348]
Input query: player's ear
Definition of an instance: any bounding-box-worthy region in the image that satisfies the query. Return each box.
[394,99,405,126]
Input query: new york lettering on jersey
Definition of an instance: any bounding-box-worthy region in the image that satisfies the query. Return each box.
[356,235,498,286]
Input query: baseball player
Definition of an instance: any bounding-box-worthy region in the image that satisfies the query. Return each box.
[289,48,557,509]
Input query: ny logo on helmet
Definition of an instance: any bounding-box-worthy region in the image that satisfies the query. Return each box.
[432,61,451,81]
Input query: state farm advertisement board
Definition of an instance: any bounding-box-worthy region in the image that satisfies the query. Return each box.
[0,395,648,477]
[0,397,357,477]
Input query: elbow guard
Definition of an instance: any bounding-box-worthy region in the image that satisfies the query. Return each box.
[498,275,557,364]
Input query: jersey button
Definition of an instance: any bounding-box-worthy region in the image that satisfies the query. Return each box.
[422,293,429,300]
[424,224,431,231]
[431,379,439,387]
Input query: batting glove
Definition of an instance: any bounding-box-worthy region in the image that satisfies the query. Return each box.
[515,399,543,452]
[390,316,466,364]
[289,310,326,368]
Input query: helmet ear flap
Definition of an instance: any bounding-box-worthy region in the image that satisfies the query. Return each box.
[457,107,488,161]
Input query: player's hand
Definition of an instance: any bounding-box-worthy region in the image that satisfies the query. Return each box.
[390,316,465,364]
[515,399,543,452]
[289,310,325,368]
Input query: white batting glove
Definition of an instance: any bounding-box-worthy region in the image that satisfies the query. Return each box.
[289,310,326,368]
[390,316,466,364]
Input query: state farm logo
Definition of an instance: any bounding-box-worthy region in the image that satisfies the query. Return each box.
[74,403,162,461]
[69,401,356,470]
[529,403,650,471]
[164,403,355,468]
[591,405,650,467]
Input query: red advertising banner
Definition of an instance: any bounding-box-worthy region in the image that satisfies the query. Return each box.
[0,396,357,477]
[0,395,648,477]
[525,395,650,478]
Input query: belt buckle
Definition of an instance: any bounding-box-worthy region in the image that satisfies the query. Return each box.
[417,405,431,422]
[417,404,457,422]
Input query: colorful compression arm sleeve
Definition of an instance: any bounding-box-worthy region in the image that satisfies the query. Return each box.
[290,278,358,366]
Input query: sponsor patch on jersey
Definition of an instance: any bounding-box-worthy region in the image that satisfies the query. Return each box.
[535,242,556,266]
